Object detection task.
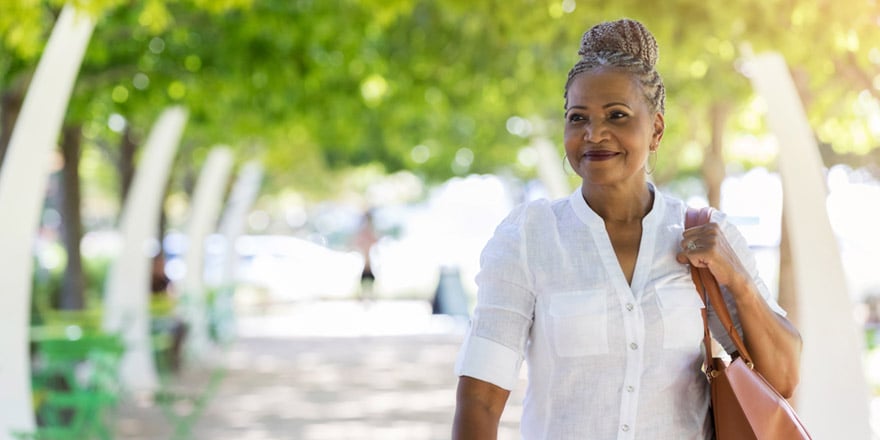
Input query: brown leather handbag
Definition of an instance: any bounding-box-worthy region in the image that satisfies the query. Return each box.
[686,207,812,440]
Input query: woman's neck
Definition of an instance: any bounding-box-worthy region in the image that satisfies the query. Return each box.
[582,181,654,224]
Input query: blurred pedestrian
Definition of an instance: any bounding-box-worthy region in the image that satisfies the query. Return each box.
[353,209,379,302]
[151,253,187,371]
[452,18,802,439]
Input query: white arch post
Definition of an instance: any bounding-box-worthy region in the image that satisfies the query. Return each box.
[0,5,94,438]
[533,137,571,199]
[207,160,263,343]
[747,52,872,439]
[216,160,263,283]
[180,147,234,360]
[102,107,188,393]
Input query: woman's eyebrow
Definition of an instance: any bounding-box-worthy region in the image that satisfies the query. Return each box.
[603,102,631,109]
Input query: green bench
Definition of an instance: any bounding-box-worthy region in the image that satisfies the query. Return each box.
[17,328,125,440]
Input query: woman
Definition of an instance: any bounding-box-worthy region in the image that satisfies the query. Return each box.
[452,19,802,439]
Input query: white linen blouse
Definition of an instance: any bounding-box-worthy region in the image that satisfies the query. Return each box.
[455,185,786,440]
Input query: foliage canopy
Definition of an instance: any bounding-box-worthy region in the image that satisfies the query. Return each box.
[1,0,879,199]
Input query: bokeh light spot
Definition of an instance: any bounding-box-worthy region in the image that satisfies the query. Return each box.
[149,37,165,54]
[112,85,129,103]
[185,55,202,72]
[361,74,389,107]
[133,72,150,90]
[411,145,430,164]
[108,113,126,133]
[168,81,187,100]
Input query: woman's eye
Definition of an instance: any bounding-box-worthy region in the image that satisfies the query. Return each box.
[567,114,585,122]
[609,111,627,119]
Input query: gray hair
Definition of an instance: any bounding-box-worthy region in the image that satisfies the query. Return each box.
[564,19,666,114]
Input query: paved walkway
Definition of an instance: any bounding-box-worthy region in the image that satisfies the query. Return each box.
[114,299,880,439]
[114,300,526,439]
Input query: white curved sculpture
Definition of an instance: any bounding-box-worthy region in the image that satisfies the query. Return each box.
[748,52,872,439]
[102,107,188,393]
[180,147,234,359]
[216,160,263,284]
[207,160,263,343]
[0,6,94,438]
[534,137,571,199]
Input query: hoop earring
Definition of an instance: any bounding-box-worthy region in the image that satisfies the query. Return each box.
[645,149,657,175]
[562,154,575,176]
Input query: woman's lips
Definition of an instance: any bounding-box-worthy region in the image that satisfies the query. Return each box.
[584,150,620,161]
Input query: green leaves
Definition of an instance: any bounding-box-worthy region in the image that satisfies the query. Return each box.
[3,0,879,197]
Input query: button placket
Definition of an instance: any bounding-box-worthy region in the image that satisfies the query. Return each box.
[618,291,643,440]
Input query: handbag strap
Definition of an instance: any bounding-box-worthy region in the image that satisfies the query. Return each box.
[685,207,755,374]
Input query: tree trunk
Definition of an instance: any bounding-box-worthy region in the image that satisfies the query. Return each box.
[778,208,803,410]
[777,66,814,329]
[0,87,25,170]
[789,67,814,109]
[777,209,798,326]
[59,124,86,310]
[835,53,880,103]
[119,125,137,205]
[702,102,729,208]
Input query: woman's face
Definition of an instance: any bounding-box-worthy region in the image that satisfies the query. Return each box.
[564,68,664,188]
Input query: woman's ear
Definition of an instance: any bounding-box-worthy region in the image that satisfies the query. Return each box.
[652,112,665,149]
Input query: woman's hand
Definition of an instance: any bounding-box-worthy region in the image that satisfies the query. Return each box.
[676,219,802,397]
[676,222,749,290]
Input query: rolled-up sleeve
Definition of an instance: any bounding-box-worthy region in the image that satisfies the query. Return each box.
[454,204,537,391]
[709,211,787,354]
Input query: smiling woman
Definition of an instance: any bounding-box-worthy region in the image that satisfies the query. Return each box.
[563,69,663,187]
[452,18,803,440]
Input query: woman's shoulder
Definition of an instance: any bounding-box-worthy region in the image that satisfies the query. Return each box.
[652,189,733,224]
[655,189,688,211]
[662,195,743,245]
[503,196,568,226]
[486,197,567,253]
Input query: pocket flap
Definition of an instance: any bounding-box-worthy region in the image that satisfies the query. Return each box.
[548,290,605,317]
[657,287,704,309]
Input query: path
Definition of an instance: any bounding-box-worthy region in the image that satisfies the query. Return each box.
[114,300,526,439]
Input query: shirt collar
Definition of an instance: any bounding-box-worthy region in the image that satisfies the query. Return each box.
[568,182,665,227]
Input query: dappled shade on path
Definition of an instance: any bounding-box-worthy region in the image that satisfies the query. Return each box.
[115,301,526,439]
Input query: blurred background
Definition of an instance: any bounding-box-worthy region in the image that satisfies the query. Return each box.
[2,0,880,439]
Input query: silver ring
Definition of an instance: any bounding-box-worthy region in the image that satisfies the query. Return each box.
[687,241,697,251]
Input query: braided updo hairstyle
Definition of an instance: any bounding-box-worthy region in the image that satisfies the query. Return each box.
[564,19,666,114]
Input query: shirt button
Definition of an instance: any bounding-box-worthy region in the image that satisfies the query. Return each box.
[621,424,630,432]
[626,385,635,392]
[630,342,638,350]
[625,303,634,311]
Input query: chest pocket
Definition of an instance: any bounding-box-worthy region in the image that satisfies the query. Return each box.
[657,286,705,350]
[547,290,608,357]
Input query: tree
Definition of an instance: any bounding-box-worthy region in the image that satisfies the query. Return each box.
[3,0,880,310]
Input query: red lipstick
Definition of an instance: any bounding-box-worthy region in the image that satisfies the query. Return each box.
[584,150,620,161]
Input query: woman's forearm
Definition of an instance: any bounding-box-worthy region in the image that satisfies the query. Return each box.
[453,401,501,440]
[728,274,803,397]
[453,376,510,440]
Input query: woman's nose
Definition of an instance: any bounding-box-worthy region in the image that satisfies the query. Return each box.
[583,121,608,142]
